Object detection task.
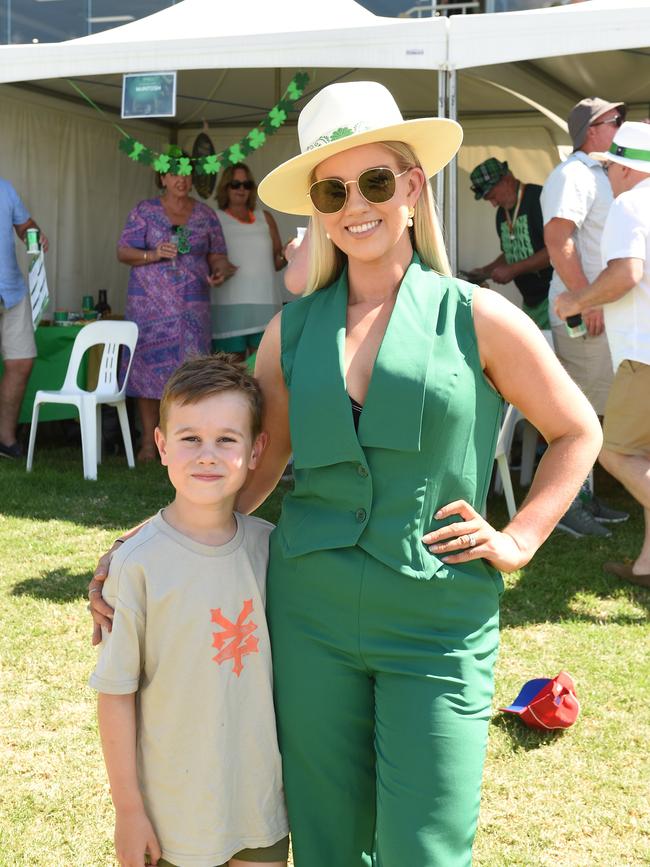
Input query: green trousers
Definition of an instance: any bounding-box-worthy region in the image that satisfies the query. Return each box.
[267,538,502,867]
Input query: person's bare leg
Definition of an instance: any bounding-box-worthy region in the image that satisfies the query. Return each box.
[137,397,159,461]
[0,358,33,444]
[599,448,650,573]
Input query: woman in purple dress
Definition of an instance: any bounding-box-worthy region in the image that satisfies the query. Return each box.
[117,166,230,461]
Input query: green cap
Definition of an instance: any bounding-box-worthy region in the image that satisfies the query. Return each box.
[470,158,509,200]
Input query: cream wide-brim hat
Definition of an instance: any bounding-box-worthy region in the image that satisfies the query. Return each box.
[257,81,463,216]
[591,120,650,173]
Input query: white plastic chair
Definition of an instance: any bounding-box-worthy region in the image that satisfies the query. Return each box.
[26,320,138,480]
[493,404,539,519]
[493,330,554,517]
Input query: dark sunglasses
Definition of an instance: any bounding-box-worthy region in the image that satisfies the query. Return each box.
[229,179,254,190]
[309,166,411,214]
[591,114,624,129]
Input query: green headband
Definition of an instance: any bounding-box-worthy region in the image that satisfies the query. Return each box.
[610,143,650,162]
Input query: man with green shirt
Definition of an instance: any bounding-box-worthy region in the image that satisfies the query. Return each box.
[467,158,552,329]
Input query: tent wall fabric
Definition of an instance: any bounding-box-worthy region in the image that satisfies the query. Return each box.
[1,85,167,315]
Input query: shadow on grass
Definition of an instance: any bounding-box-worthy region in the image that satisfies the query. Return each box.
[11,567,94,603]
[491,471,650,627]
[489,712,568,750]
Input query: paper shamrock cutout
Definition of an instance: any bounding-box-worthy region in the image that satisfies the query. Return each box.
[269,106,287,128]
[248,129,266,150]
[177,157,193,176]
[119,136,137,155]
[202,155,222,175]
[128,141,146,161]
[287,80,303,101]
[153,153,172,173]
[228,143,246,164]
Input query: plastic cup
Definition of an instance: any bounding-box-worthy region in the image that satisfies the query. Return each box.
[26,227,40,255]
[295,227,307,245]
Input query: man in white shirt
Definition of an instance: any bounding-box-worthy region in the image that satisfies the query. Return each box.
[555,121,650,588]
[542,96,629,537]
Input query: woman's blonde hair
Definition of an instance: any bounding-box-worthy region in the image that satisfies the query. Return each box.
[215,163,258,211]
[305,141,451,295]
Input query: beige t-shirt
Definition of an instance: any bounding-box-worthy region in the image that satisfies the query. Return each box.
[89,511,288,867]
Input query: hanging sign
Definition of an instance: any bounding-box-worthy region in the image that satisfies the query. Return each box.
[122,72,177,119]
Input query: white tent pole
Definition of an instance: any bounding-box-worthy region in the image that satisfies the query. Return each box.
[436,69,446,221]
[448,68,458,276]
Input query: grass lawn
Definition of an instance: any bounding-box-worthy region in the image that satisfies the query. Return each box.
[1,441,649,866]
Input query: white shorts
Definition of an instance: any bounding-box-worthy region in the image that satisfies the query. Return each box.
[0,292,36,361]
[551,325,613,417]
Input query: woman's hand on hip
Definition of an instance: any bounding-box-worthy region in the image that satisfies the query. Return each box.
[422,499,526,574]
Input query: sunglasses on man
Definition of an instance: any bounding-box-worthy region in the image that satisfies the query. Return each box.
[308,166,411,214]
[229,180,254,190]
[590,114,624,129]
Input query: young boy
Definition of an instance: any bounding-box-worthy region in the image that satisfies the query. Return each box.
[89,354,289,867]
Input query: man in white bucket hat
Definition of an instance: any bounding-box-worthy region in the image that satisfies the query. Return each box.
[556,121,650,588]
[90,81,603,866]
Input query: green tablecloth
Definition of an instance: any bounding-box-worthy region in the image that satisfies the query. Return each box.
[0,325,89,424]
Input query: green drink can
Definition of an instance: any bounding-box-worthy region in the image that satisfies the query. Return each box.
[26,227,40,255]
[82,294,94,311]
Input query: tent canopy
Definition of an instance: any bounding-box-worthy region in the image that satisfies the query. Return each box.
[2,0,648,129]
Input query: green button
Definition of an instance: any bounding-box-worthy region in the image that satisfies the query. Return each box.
[355,508,367,523]
[357,464,369,477]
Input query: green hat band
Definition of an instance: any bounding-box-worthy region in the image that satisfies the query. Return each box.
[610,143,650,162]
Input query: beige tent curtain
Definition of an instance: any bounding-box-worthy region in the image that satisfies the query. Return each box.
[1,85,167,315]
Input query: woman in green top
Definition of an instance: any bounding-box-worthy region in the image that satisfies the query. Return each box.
[244,82,601,867]
[90,82,601,866]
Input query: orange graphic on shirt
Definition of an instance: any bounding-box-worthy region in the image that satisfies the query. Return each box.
[210,598,260,677]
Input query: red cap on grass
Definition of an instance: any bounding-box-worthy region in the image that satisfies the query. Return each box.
[500,671,580,730]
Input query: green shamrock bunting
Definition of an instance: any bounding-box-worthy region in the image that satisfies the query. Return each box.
[118,72,310,176]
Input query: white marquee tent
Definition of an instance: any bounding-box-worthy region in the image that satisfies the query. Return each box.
[1,0,648,312]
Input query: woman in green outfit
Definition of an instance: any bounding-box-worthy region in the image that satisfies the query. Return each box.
[91,82,601,866]
[243,82,601,866]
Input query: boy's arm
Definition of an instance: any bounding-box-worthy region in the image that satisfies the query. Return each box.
[98,693,162,866]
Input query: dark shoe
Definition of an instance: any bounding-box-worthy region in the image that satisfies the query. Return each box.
[604,561,650,589]
[0,441,23,459]
[584,496,629,524]
[556,502,612,539]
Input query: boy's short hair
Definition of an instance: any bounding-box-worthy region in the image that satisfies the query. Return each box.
[159,353,263,437]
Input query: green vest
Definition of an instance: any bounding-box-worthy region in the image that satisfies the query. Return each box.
[278,254,503,581]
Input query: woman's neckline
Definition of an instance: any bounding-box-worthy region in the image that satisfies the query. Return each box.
[225,207,256,224]
[160,195,195,226]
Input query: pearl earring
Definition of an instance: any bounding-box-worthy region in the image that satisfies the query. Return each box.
[326,232,331,240]
[407,207,415,228]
